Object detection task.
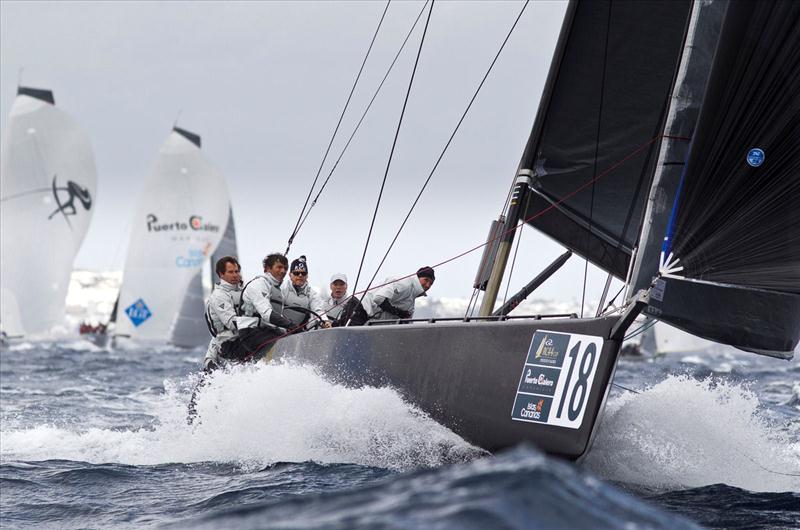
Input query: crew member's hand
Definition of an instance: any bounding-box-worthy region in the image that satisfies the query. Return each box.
[269,312,295,330]
[321,321,332,329]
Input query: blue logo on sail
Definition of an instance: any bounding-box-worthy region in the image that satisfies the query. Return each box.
[746,148,764,167]
[125,298,152,327]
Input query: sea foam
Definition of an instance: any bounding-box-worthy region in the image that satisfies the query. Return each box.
[583,374,800,492]
[0,362,481,471]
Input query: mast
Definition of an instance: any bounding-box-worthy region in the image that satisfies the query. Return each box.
[478,1,579,317]
[478,171,532,315]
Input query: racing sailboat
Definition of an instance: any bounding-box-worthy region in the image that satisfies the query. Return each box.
[266,0,798,460]
[113,127,235,347]
[0,86,97,338]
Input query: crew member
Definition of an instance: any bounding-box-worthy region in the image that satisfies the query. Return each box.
[282,256,331,330]
[240,252,295,340]
[202,255,244,371]
[344,266,435,326]
[323,273,350,322]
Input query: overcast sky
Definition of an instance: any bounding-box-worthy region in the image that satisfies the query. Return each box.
[1,0,625,307]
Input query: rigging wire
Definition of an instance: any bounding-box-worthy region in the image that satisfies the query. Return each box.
[464,287,479,319]
[623,318,657,341]
[501,223,524,309]
[599,283,626,316]
[349,0,435,313]
[358,0,531,299]
[285,0,391,255]
[255,134,687,349]
[293,0,430,237]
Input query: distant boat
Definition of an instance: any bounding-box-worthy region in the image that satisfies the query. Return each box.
[266,0,799,461]
[113,127,235,347]
[0,86,97,338]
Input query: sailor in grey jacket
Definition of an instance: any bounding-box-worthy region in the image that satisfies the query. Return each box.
[239,253,295,331]
[362,266,436,321]
[281,255,330,329]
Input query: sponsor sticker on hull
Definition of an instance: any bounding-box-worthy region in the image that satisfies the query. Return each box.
[511,330,604,430]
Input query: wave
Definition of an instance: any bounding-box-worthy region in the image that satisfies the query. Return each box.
[0,362,482,471]
[171,446,698,530]
[583,375,800,493]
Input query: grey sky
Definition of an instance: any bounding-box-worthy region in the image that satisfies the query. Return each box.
[1,0,623,305]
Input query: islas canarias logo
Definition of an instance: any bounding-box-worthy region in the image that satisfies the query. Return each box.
[534,335,559,360]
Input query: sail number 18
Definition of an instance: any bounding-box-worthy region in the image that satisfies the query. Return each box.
[555,341,597,422]
[512,331,604,429]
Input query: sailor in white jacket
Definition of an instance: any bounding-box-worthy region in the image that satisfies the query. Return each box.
[240,253,295,332]
[350,266,435,325]
[282,256,331,330]
[322,273,350,321]
[203,257,242,370]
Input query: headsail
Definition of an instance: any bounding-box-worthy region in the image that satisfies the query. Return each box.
[634,0,800,358]
[208,207,238,288]
[0,87,97,336]
[114,127,230,345]
[518,0,692,279]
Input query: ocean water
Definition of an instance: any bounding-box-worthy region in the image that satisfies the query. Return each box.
[1,339,798,529]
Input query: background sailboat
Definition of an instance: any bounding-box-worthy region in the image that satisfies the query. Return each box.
[0,86,97,338]
[114,127,233,347]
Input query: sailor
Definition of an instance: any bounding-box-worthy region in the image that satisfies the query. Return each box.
[239,252,296,339]
[281,256,331,330]
[323,273,350,323]
[344,266,435,326]
[202,256,244,371]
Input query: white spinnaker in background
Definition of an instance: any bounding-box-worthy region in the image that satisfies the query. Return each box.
[115,129,230,345]
[0,90,97,337]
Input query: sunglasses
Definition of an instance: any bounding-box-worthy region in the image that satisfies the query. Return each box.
[292,271,308,276]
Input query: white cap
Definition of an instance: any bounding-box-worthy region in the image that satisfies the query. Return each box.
[330,273,348,284]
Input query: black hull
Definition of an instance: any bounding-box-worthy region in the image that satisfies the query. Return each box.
[272,315,623,460]
[646,277,800,359]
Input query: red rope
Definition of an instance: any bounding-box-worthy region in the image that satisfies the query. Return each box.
[248,134,689,351]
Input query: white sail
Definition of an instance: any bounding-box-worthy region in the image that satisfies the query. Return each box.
[653,322,718,354]
[208,207,238,286]
[114,128,230,344]
[0,87,97,337]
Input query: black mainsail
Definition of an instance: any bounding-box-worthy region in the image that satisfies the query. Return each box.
[519,0,692,280]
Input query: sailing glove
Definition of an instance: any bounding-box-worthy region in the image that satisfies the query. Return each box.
[379,300,412,319]
[269,312,295,330]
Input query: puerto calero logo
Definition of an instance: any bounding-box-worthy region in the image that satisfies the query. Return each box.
[125,298,152,327]
[146,214,220,233]
[526,331,570,367]
[518,365,560,397]
[746,148,765,167]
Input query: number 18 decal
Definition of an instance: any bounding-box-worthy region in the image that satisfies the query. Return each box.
[512,331,604,429]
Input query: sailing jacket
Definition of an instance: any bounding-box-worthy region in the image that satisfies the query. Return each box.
[241,273,285,326]
[203,279,242,364]
[322,294,350,321]
[281,281,329,328]
[363,276,426,321]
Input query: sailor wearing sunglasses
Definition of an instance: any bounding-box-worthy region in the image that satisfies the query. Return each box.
[281,255,332,330]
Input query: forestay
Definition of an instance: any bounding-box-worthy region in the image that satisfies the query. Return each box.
[115,128,230,345]
[0,87,97,336]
